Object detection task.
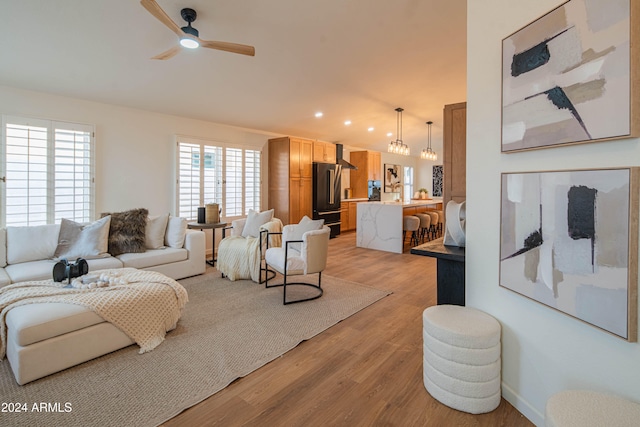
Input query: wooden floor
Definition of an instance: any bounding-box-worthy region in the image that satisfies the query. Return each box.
[163,232,533,427]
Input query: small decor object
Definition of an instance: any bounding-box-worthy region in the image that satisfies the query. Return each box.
[502,0,638,152]
[205,203,220,224]
[197,207,206,224]
[419,188,429,199]
[443,200,466,248]
[500,168,639,341]
[53,258,89,283]
[384,164,402,193]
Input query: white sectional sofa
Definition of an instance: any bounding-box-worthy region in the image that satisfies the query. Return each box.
[0,219,205,384]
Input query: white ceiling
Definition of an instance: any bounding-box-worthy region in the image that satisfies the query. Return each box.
[0,0,467,155]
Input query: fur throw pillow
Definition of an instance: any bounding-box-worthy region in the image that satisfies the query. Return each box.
[101,208,149,256]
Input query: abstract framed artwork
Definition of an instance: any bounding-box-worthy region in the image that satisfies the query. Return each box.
[384,163,401,193]
[500,168,639,341]
[432,165,443,197]
[501,0,639,152]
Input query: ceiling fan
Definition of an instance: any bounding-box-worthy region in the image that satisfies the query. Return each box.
[140,0,255,60]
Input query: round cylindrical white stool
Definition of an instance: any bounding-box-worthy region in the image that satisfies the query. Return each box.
[422,305,501,414]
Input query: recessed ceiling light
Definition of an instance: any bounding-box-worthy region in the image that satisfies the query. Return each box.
[387,132,393,137]
[368,127,374,132]
[344,120,352,126]
[315,112,323,118]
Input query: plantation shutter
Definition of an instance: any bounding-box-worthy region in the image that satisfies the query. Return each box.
[176,138,261,221]
[224,147,243,217]
[1,116,94,227]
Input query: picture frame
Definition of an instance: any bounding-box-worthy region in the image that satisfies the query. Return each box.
[384,163,401,193]
[501,0,639,152]
[499,168,639,341]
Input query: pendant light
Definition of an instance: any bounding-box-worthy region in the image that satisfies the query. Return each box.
[387,107,410,156]
[421,121,437,161]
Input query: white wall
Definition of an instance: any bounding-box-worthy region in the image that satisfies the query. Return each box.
[0,85,277,216]
[467,1,640,425]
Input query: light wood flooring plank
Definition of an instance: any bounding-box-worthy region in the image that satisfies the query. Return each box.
[162,232,533,427]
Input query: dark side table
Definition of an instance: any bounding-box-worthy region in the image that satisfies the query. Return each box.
[187,222,228,267]
[411,237,465,306]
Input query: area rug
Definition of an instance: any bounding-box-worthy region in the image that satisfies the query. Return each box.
[0,272,390,427]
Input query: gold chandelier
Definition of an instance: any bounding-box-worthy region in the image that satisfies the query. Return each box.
[420,120,437,161]
[387,107,410,156]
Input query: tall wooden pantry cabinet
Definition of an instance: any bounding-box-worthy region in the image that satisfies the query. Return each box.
[268,137,313,224]
[443,102,466,205]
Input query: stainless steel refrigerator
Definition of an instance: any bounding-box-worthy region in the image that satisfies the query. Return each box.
[312,162,342,238]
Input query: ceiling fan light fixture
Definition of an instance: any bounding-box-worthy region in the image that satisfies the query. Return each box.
[180,36,200,49]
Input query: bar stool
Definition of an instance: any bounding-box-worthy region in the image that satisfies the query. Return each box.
[435,210,445,237]
[403,215,420,248]
[425,211,439,239]
[415,213,432,243]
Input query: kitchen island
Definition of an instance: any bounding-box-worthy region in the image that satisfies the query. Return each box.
[356,199,442,253]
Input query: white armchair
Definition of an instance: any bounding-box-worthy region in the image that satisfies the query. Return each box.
[217,213,282,283]
[264,224,330,305]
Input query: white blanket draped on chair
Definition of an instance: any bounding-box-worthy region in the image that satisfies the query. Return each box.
[217,219,282,282]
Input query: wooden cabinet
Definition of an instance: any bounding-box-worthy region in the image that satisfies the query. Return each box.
[313,141,336,164]
[443,102,467,205]
[349,150,381,199]
[268,137,313,224]
[340,201,359,231]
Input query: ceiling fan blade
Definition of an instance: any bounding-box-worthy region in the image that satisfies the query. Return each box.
[199,39,255,56]
[151,45,182,60]
[140,0,184,37]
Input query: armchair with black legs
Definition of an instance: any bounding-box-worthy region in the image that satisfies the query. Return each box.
[264,219,330,305]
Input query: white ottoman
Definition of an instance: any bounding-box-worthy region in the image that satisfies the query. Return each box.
[422,305,501,414]
[546,390,640,427]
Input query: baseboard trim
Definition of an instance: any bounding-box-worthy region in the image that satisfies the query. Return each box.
[502,382,544,426]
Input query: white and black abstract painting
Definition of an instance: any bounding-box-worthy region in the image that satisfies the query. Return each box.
[500,168,638,341]
[432,165,443,197]
[502,0,636,152]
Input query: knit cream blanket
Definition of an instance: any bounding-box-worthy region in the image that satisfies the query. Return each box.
[217,219,282,282]
[0,268,188,359]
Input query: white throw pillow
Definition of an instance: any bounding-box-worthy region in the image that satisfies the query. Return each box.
[241,209,274,238]
[165,216,188,248]
[54,216,112,260]
[287,216,324,253]
[146,214,169,249]
[6,224,60,265]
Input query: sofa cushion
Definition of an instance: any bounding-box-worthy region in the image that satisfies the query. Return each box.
[6,224,60,264]
[86,257,124,271]
[6,303,105,346]
[165,216,187,248]
[5,260,58,283]
[0,228,6,268]
[101,208,149,256]
[53,216,111,260]
[117,248,187,269]
[0,268,10,288]
[146,214,169,249]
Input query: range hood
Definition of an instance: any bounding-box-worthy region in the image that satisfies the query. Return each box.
[335,144,357,170]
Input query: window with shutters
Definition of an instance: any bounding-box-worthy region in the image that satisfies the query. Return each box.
[0,115,95,227]
[403,166,414,203]
[176,137,261,220]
